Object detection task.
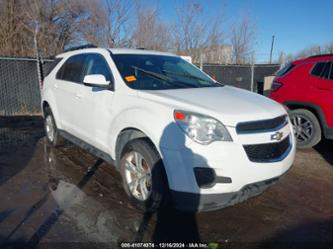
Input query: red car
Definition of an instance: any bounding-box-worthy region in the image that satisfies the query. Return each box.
[270,54,333,148]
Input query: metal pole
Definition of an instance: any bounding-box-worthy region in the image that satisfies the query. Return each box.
[269,35,275,64]
[34,23,41,89]
[200,49,203,70]
[250,51,255,92]
[34,22,44,92]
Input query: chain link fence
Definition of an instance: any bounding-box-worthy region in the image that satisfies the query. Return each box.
[0,57,279,116]
[0,57,53,116]
[202,64,279,92]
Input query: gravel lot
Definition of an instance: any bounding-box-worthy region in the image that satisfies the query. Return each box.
[0,118,332,249]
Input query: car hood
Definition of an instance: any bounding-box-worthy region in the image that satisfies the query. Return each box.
[138,86,286,127]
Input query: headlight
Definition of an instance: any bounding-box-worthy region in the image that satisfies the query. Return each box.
[174,110,232,144]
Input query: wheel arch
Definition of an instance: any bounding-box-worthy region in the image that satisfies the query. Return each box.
[41,100,62,129]
[284,101,330,139]
[42,101,50,116]
[115,128,160,168]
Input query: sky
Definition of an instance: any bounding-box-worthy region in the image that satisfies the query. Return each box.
[146,0,333,63]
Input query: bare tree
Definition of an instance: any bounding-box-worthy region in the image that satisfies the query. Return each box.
[0,0,242,62]
[20,0,99,57]
[296,44,322,58]
[103,0,133,47]
[203,18,230,64]
[78,0,109,47]
[131,5,171,51]
[325,41,333,53]
[173,1,206,59]
[280,40,333,62]
[173,0,226,63]
[0,0,107,57]
[83,0,134,48]
[230,15,256,64]
[0,0,32,57]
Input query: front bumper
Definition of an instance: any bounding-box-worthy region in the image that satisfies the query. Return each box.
[160,121,296,211]
[171,176,281,212]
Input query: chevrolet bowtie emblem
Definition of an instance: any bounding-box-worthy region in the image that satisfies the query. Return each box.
[271,131,283,141]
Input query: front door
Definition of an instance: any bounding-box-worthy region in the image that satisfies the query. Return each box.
[73,53,115,152]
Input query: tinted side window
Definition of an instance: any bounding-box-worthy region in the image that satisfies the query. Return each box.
[330,63,333,80]
[311,62,326,76]
[84,54,112,82]
[321,62,331,79]
[44,58,62,77]
[56,54,86,83]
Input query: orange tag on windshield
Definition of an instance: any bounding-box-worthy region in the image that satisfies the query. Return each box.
[125,75,137,82]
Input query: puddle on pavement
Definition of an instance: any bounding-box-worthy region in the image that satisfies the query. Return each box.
[44,142,150,243]
[0,125,157,246]
[1,123,333,248]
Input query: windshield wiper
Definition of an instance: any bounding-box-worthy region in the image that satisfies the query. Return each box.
[162,69,209,82]
[132,66,199,88]
[162,69,224,87]
[132,66,171,81]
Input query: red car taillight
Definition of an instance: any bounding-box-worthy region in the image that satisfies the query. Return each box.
[271,81,283,91]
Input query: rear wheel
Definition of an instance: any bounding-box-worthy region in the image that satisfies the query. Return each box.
[44,108,64,147]
[289,109,321,148]
[119,139,169,212]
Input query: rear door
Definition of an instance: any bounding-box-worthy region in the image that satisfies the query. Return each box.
[313,61,333,128]
[53,54,87,134]
[316,61,333,90]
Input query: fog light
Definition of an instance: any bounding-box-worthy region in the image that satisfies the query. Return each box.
[194,167,216,188]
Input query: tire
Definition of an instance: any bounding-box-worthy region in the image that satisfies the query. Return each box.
[44,108,64,147]
[119,139,169,212]
[289,109,321,148]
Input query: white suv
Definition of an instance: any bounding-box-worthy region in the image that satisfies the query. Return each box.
[41,47,296,212]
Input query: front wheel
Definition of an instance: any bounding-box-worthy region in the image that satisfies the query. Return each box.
[119,139,169,212]
[289,109,321,148]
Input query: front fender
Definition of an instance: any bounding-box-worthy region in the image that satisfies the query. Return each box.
[107,105,189,160]
[108,107,164,159]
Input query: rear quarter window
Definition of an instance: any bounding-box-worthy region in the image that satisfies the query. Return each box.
[276,64,295,77]
[321,62,331,79]
[56,54,86,83]
[311,62,326,76]
[44,58,62,77]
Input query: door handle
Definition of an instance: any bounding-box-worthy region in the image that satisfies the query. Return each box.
[54,83,58,89]
[75,93,83,99]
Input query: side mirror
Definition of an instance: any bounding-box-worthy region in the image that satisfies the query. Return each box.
[83,74,110,88]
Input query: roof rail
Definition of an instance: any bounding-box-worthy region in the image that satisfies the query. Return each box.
[307,53,333,59]
[64,44,97,52]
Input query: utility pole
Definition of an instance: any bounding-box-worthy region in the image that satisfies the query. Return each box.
[34,22,43,91]
[269,35,275,64]
[250,51,255,92]
[200,48,203,70]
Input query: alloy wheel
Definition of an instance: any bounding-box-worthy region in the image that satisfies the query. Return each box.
[290,114,314,144]
[45,115,55,142]
[124,151,152,201]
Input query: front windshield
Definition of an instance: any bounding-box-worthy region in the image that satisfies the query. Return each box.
[112,54,222,90]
